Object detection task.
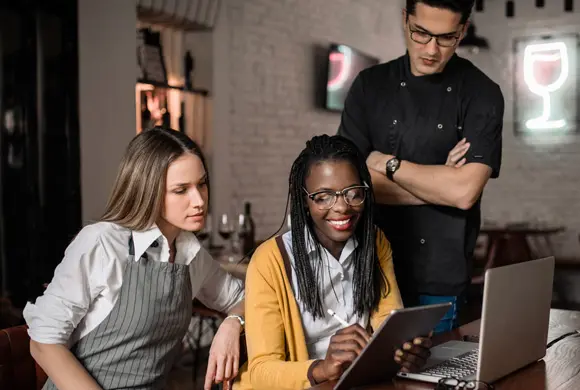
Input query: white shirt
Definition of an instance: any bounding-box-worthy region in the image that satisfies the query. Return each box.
[281,230,368,360]
[23,222,244,346]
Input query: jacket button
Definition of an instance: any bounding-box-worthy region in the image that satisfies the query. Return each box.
[420,238,426,244]
[400,81,406,87]
[437,124,443,129]
[393,119,398,125]
[447,86,452,92]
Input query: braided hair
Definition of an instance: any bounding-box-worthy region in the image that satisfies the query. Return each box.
[287,134,389,319]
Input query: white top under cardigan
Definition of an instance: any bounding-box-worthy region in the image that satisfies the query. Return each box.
[281,230,367,360]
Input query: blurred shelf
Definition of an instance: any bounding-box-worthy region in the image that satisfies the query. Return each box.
[137,78,209,96]
[137,2,219,32]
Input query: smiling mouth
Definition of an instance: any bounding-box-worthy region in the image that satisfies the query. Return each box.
[328,219,350,225]
[326,217,356,231]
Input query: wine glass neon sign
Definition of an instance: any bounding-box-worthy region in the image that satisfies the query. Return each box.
[523,41,569,130]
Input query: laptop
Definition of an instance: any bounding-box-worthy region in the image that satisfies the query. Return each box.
[398,256,555,384]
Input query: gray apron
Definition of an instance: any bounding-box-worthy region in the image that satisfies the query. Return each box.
[43,236,193,390]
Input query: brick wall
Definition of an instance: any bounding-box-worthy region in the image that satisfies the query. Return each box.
[213,0,580,258]
[212,0,406,240]
[465,1,580,258]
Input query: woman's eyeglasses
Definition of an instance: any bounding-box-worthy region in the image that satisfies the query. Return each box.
[303,184,369,210]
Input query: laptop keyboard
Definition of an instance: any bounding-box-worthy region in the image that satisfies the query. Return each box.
[421,349,479,379]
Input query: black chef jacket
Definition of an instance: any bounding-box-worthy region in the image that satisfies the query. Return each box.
[338,53,504,298]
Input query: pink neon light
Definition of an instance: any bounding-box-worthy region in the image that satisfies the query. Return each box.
[328,52,347,89]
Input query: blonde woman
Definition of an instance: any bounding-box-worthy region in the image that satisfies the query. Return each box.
[23,127,244,390]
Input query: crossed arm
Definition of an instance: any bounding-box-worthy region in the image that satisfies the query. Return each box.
[337,72,503,210]
[366,149,492,210]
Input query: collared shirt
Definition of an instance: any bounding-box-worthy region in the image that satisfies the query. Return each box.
[281,230,368,360]
[23,221,244,346]
[338,53,504,296]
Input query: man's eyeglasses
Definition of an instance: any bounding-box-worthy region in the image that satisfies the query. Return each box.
[303,184,369,210]
[409,27,460,47]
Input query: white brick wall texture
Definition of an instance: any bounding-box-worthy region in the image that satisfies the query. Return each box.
[216,0,580,259]
[465,1,580,259]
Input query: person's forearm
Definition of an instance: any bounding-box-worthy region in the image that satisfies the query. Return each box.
[393,160,477,210]
[249,357,314,389]
[311,360,328,384]
[30,341,102,390]
[369,170,426,206]
[227,299,244,317]
[368,152,485,210]
[222,299,245,332]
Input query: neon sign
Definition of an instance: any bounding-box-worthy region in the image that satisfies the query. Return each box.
[523,42,569,130]
[327,45,352,91]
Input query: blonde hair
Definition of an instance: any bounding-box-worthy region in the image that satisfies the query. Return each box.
[101,127,209,231]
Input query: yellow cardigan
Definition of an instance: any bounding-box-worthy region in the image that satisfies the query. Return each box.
[234,230,403,390]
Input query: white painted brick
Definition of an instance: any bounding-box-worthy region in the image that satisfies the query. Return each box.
[215,0,580,258]
[470,2,580,258]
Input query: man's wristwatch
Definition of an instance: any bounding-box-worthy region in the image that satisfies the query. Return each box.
[385,157,401,181]
[225,314,245,332]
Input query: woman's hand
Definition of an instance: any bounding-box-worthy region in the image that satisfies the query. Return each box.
[204,317,242,390]
[394,336,432,373]
[311,324,371,383]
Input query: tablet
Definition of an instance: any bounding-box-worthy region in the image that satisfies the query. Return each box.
[334,302,452,390]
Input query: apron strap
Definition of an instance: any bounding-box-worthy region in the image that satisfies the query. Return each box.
[128,236,135,256]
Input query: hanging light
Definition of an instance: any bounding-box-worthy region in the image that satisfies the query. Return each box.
[458,23,489,54]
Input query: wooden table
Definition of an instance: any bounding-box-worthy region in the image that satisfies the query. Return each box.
[310,309,580,390]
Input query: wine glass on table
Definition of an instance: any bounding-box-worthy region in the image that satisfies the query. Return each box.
[219,213,235,261]
[196,213,211,245]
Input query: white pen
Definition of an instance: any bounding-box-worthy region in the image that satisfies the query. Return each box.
[327,309,350,327]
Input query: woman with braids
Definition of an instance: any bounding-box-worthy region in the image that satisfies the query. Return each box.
[235,135,432,390]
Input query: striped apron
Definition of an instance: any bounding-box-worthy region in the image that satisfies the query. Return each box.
[43,237,193,390]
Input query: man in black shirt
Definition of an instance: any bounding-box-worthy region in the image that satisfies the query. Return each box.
[338,0,503,333]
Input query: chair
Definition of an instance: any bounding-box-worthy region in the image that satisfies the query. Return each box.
[0,325,47,390]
